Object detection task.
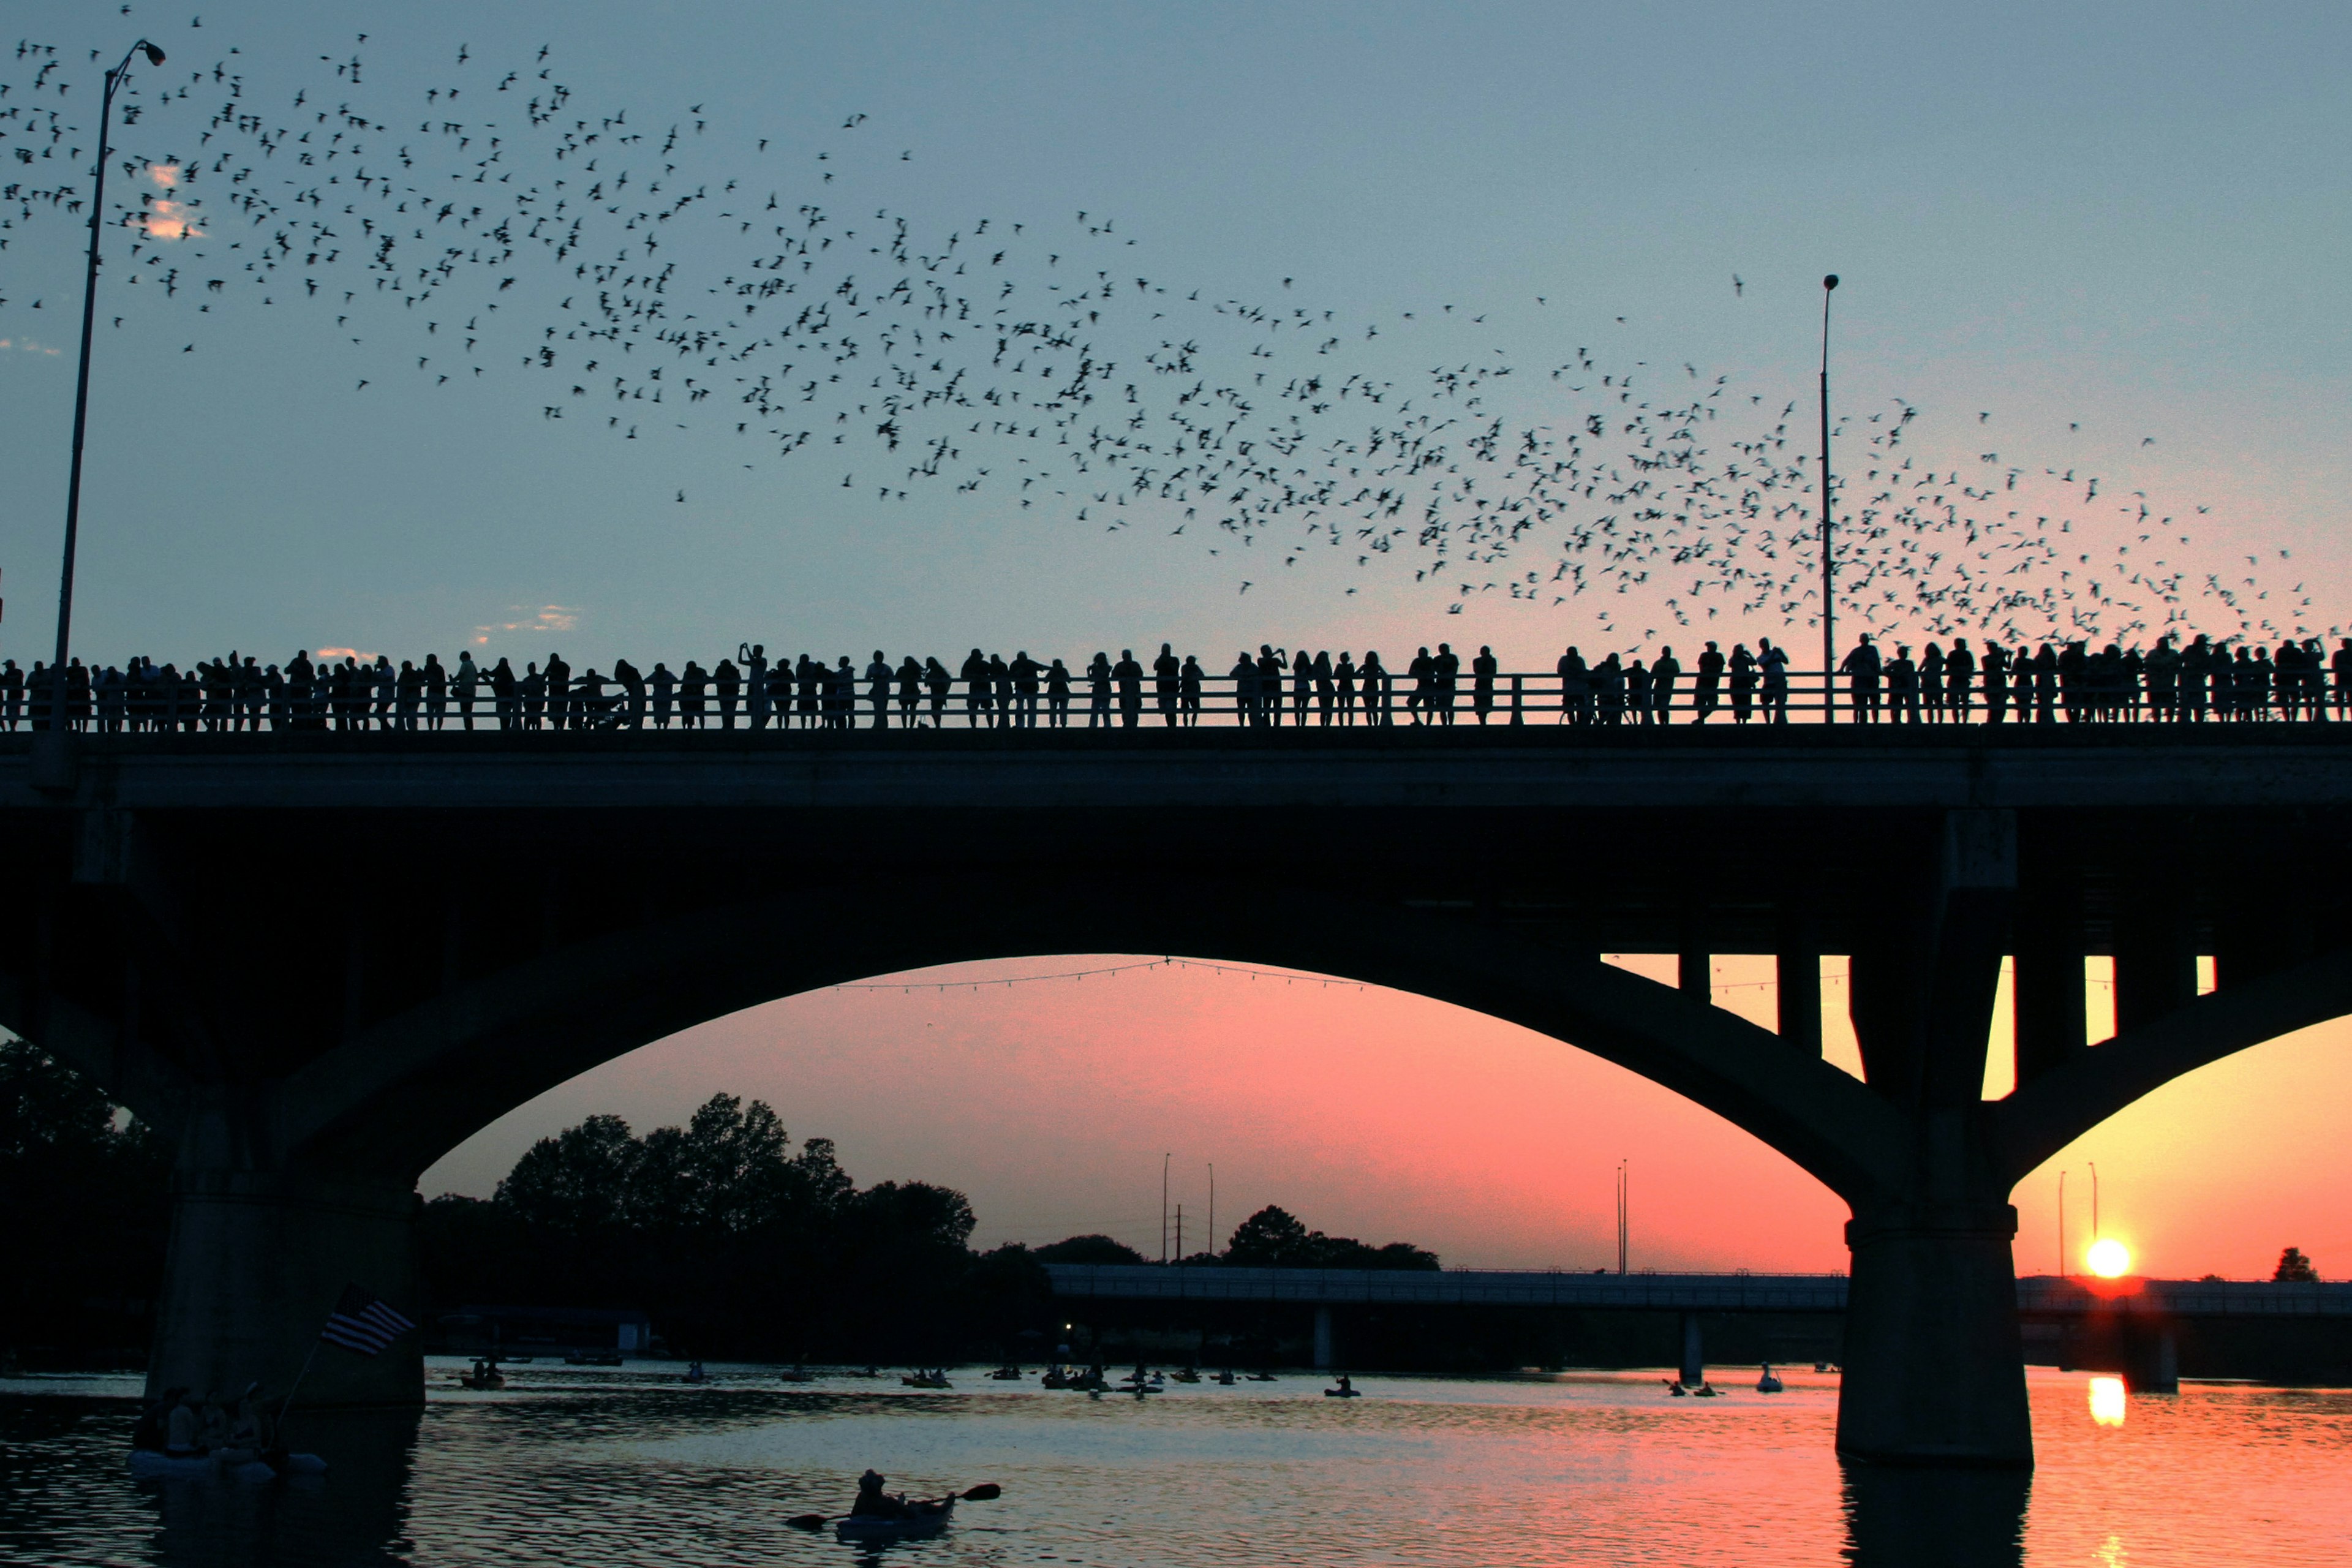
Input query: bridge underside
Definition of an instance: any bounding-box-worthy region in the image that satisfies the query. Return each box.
[3,734,2348,1464]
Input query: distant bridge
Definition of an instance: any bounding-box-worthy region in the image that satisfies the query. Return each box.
[1044,1263,2352,1321]
[6,722,2350,1468]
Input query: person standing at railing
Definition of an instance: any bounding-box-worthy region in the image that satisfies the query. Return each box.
[1404,647,1432,725]
[2028,644,2058,723]
[1434,643,1461,725]
[1595,653,1626,725]
[1153,644,1181,727]
[1180,655,1204,725]
[1918,644,1943,724]
[1313,650,1336,725]
[1007,651,1042,729]
[0,660,20,732]
[958,650,988,728]
[1114,649,1145,728]
[2334,638,2352,720]
[867,651,895,729]
[925,657,952,726]
[1980,643,2010,724]
[1947,639,1975,723]
[540,652,570,732]
[1471,646,1496,724]
[1090,652,1117,728]
[649,662,676,729]
[1649,646,1679,725]
[989,652,1015,729]
[1727,644,1755,724]
[1629,657,1655,726]
[1555,646,1588,725]
[1362,650,1390,726]
[1046,657,1072,727]
[1256,646,1284,727]
[896,655,924,728]
[1333,652,1357,725]
[1289,648,1311,726]
[421,654,448,732]
[1841,636,1882,723]
[1887,646,1920,725]
[1695,642,1725,723]
[1226,650,1253,726]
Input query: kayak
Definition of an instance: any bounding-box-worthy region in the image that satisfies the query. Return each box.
[1324,1388,1361,1398]
[835,1499,953,1542]
[130,1450,328,1480]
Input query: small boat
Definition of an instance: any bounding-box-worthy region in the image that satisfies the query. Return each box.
[682,1362,709,1385]
[458,1358,506,1391]
[834,1498,954,1542]
[775,1365,815,1384]
[1756,1364,1784,1394]
[130,1449,328,1481]
[1170,1366,1200,1384]
[1215,1369,1237,1386]
[1668,1382,1689,1397]
[1246,1371,1277,1382]
[989,1364,1025,1381]
[1324,1376,1360,1398]
[900,1370,952,1389]
[1691,1382,1720,1398]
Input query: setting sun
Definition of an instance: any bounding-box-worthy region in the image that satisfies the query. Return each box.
[2087,1237,2133,1279]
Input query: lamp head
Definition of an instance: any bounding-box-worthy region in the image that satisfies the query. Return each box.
[140,43,166,66]
[1823,274,1840,291]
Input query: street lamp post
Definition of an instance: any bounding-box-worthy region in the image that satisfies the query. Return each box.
[1818,274,1839,723]
[39,39,165,774]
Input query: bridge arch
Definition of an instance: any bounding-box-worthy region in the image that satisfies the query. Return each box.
[287,872,1911,1210]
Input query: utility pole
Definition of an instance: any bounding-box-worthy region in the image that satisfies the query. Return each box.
[1161,1152,1170,1265]
[1616,1161,1629,1275]
[1175,1204,1183,1263]
[2059,1170,2067,1278]
[1207,1163,1215,1259]
[45,39,166,763]
[1819,274,1839,722]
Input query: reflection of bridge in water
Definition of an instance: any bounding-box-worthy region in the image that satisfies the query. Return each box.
[6,723,2349,1469]
[1044,1264,2352,1390]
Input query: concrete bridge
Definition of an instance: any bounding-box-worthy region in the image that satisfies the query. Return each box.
[4,722,2348,1469]
[1042,1262,2352,1388]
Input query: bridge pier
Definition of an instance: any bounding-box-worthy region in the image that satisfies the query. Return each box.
[1837,810,2034,1467]
[149,1098,423,1409]
[1312,1306,1335,1370]
[1679,1312,1704,1387]
[1838,1206,2032,1466]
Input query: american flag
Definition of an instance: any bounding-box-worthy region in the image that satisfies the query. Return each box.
[320,1284,416,1356]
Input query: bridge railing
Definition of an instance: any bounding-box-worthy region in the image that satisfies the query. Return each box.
[15,664,2340,734]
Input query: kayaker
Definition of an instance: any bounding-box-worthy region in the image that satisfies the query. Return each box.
[850,1470,912,1520]
[230,1384,275,1453]
[131,1387,183,1452]
[165,1390,205,1457]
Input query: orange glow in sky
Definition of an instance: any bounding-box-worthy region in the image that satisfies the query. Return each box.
[423,954,2352,1281]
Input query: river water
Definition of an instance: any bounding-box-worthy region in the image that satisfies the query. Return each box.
[4,1362,2348,1566]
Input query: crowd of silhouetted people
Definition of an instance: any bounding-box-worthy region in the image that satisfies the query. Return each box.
[2,631,2346,735]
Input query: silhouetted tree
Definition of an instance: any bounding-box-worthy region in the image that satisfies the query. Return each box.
[2274,1247,2320,1283]
[1035,1234,1149,1265]
[1223,1205,1439,1270]
[417,1092,993,1360]
[0,1041,172,1362]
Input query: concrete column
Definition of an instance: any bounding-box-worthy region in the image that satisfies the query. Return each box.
[1678,948,1711,999]
[2114,887,2195,1034]
[1679,1312,1704,1387]
[2012,883,2084,1083]
[1836,1205,2032,1467]
[1777,934,1823,1056]
[1311,1306,1335,1370]
[148,1101,422,1409]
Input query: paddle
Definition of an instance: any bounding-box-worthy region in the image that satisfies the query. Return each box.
[786,1483,1002,1530]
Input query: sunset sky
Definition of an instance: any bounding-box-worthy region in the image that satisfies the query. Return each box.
[4,3,2348,1282]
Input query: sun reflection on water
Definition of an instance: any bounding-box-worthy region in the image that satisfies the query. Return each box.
[2090,1374,2128,1427]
